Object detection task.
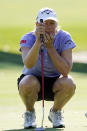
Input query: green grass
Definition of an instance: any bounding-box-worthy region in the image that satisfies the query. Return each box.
[0,25,87,54]
[0,0,87,53]
[0,27,32,54]
[0,0,87,27]
[0,62,87,131]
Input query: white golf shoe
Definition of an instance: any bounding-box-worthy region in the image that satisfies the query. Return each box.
[24,110,36,129]
[48,108,65,128]
[85,112,87,117]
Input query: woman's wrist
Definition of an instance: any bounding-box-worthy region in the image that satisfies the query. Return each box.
[46,44,54,49]
[35,39,41,48]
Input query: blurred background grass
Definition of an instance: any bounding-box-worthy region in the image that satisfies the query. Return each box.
[0,0,87,53]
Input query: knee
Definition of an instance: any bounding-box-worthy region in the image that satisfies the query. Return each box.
[53,76,76,96]
[66,81,76,96]
[19,76,40,95]
[61,77,76,96]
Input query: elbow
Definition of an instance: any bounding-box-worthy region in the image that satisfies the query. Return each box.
[23,60,34,69]
[62,64,72,76]
[62,71,69,77]
[25,64,33,69]
[25,63,34,69]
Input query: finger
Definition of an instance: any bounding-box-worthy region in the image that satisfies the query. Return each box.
[44,35,48,43]
[36,23,45,31]
[37,23,45,29]
[45,33,50,41]
[37,22,45,26]
[36,26,45,35]
[50,33,54,40]
[37,26,45,32]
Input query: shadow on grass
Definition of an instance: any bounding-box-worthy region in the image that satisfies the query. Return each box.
[0,51,87,73]
[71,62,87,73]
[0,51,23,66]
[4,128,64,131]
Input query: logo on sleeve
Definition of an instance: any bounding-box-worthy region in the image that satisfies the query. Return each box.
[65,40,72,45]
[20,40,26,44]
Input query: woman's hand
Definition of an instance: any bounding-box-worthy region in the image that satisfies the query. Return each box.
[35,23,45,42]
[44,32,54,48]
[35,22,55,48]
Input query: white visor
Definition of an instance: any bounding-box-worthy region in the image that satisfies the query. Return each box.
[36,8,58,23]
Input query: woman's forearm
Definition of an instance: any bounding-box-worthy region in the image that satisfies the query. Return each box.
[24,40,40,68]
[47,47,71,76]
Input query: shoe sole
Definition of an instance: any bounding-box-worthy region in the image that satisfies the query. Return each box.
[24,125,36,129]
[48,116,65,128]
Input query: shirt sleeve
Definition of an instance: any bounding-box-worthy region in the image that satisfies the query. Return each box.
[19,33,36,51]
[61,33,76,53]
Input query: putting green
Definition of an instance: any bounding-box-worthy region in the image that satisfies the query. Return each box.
[0,62,87,131]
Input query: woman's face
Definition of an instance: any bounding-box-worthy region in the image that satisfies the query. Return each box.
[44,20,57,34]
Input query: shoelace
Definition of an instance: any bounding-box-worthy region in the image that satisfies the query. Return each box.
[25,112,34,122]
[54,111,64,121]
